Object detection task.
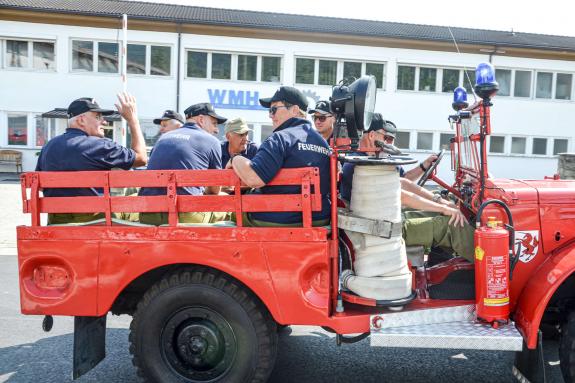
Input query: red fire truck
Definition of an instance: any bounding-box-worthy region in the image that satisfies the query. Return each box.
[16,64,575,383]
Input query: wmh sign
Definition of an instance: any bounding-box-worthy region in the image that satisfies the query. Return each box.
[208,89,266,110]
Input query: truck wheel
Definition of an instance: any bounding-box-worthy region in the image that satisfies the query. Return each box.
[129,268,277,383]
[560,311,575,383]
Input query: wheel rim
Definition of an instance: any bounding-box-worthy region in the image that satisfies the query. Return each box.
[161,307,237,381]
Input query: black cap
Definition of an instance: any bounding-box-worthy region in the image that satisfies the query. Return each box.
[153,110,184,125]
[184,103,227,124]
[308,100,332,115]
[259,86,308,111]
[367,113,397,137]
[383,120,397,138]
[367,113,384,132]
[67,97,114,118]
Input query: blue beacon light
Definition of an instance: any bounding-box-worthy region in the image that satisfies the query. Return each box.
[474,62,499,99]
[452,86,469,111]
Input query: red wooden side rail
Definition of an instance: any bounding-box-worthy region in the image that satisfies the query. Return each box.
[21,168,322,228]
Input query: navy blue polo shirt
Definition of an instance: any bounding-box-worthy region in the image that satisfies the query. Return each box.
[139,123,221,196]
[35,128,136,197]
[221,141,258,168]
[250,117,331,224]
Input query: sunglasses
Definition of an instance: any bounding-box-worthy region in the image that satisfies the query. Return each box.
[268,105,290,116]
[384,135,395,143]
[312,115,332,122]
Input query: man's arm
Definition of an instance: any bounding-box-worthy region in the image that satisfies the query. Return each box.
[403,154,438,182]
[401,189,466,227]
[231,155,266,188]
[400,178,456,207]
[115,92,148,167]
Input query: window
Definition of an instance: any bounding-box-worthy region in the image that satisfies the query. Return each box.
[343,61,362,80]
[295,58,315,84]
[261,56,281,82]
[72,40,93,71]
[188,51,207,78]
[463,70,476,94]
[514,71,531,97]
[395,131,410,149]
[35,115,51,147]
[318,60,337,85]
[5,39,55,70]
[7,114,28,146]
[187,51,281,82]
[439,133,454,149]
[6,40,28,68]
[442,69,460,93]
[536,72,553,99]
[32,41,55,70]
[511,137,526,154]
[417,132,433,150]
[532,138,547,155]
[150,46,171,76]
[419,68,437,92]
[556,73,572,100]
[237,54,257,81]
[98,42,118,73]
[366,63,384,88]
[261,125,274,141]
[554,139,568,155]
[489,136,505,153]
[127,44,146,75]
[126,44,171,76]
[295,58,385,87]
[397,66,415,90]
[138,119,161,147]
[211,53,231,79]
[496,69,511,96]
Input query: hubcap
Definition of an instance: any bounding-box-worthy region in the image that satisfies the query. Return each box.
[161,307,237,381]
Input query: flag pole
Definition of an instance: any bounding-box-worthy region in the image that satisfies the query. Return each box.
[117,13,128,146]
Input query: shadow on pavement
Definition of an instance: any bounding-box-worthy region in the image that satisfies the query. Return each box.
[0,329,138,383]
[0,326,563,383]
[269,329,563,383]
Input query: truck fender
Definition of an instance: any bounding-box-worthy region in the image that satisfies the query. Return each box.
[515,243,575,349]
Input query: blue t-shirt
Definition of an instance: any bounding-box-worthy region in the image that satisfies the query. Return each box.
[139,123,221,196]
[250,117,331,224]
[221,141,258,168]
[35,128,136,197]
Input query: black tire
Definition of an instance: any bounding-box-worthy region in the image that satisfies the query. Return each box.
[129,267,278,383]
[560,311,575,383]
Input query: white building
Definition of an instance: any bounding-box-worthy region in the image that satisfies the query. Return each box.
[1,0,574,181]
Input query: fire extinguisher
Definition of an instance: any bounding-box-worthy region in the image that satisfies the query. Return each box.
[474,199,518,327]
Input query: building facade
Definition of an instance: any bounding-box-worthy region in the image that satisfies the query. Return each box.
[1,0,574,181]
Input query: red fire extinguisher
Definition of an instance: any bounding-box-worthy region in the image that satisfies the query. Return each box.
[474,200,518,327]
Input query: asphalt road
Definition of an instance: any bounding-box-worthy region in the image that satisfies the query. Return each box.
[0,180,565,382]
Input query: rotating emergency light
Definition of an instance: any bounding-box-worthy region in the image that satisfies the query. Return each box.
[475,62,499,99]
[330,75,377,141]
[452,87,469,111]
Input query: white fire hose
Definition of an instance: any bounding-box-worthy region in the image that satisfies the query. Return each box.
[339,164,412,301]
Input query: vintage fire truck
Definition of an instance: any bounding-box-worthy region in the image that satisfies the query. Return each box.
[16,63,575,383]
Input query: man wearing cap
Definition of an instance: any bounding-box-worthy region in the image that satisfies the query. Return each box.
[309,100,335,142]
[339,116,475,262]
[221,117,258,168]
[153,109,184,135]
[229,86,331,226]
[36,92,148,224]
[183,102,227,136]
[378,119,438,182]
[138,104,225,226]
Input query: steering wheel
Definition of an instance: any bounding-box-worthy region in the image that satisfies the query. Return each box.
[417,149,445,187]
